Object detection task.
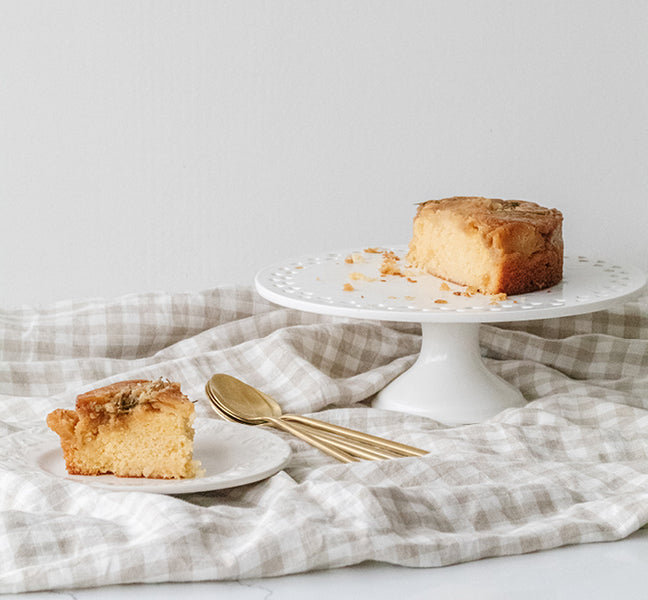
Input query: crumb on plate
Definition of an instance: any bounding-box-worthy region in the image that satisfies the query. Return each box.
[345,253,366,264]
[349,272,377,282]
[379,251,404,277]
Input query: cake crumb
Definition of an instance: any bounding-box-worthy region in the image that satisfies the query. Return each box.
[379,251,404,277]
[349,272,376,282]
[452,286,486,298]
[345,253,366,264]
[342,283,355,292]
[407,277,417,283]
[364,247,382,254]
[434,299,448,304]
[380,263,403,277]
[440,282,451,291]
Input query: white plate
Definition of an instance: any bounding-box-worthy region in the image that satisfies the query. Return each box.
[34,419,292,494]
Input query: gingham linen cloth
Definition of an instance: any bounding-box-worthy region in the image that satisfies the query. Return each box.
[1,285,648,593]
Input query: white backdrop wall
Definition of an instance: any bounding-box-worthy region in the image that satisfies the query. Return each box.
[1,1,646,307]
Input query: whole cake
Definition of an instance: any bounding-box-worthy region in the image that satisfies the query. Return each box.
[47,379,203,479]
[406,196,563,295]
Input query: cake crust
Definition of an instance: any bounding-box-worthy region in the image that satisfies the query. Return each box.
[406,196,563,295]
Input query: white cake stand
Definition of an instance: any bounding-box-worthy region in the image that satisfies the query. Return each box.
[255,247,646,425]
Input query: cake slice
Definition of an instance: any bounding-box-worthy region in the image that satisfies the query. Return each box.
[406,197,563,295]
[47,379,203,479]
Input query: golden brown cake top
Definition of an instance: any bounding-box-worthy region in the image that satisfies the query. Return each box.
[76,379,192,415]
[415,196,562,234]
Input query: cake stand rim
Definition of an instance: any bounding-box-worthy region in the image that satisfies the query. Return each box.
[254,248,647,324]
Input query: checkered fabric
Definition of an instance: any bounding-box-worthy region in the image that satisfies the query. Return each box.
[1,285,647,593]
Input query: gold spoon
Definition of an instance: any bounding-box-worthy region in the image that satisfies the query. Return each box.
[205,380,359,463]
[209,389,399,461]
[206,374,428,459]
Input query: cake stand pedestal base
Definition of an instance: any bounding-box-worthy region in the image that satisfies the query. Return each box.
[373,322,526,425]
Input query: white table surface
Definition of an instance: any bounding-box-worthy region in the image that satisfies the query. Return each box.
[7,527,647,599]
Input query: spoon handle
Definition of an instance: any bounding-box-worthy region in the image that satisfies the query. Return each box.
[282,414,428,457]
[294,422,402,460]
[266,417,359,463]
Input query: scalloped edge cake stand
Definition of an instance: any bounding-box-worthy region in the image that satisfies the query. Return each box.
[255,247,646,425]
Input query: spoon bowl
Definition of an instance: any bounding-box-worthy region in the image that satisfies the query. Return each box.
[207,374,281,421]
[206,376,359,462]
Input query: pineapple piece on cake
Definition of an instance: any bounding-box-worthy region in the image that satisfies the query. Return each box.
[47,379,203,479]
